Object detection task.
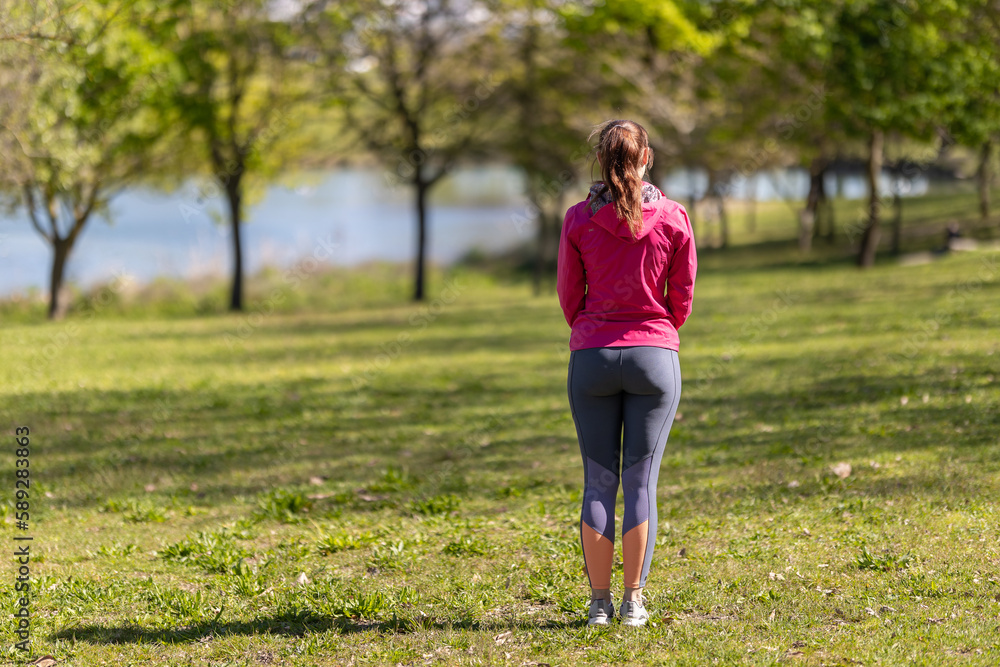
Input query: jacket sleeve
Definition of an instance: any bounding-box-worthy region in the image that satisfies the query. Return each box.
[665,205,697,329]
[556,206,586,327]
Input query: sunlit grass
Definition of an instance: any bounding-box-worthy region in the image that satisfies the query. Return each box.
[0,244,998,665]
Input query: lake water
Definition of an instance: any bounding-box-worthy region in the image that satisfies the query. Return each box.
[0,165,924,297]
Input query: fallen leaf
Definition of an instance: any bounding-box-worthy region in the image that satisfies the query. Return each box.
[295,572,309,586]
[308,476,324,485]
[493,631,512,645]
[831,462,852,479]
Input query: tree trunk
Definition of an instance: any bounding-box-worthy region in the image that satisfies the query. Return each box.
[48,238,71,320]
[799,157,826,253]
[891,165,903,255]
[687,168,698,238]
[857,129,884,268]
[891,191,902,255]
[705,170,719,249]
[531,186,544,297]
[414,177,428,301]
[745,174,757,234]
[705,170,729,249]
[813,183,825,239]
[225,179,244,312]
[547,188,565,294]
[813,171,828,240]
[716,194,728,249]
[825,190,836,243]
[978,139,993,223]
[646,142,663,189]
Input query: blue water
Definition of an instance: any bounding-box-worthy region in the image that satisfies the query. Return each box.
[0,166,535,296]
[0,164,923,297]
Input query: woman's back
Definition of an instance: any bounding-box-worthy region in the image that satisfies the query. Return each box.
[557,180,697,351]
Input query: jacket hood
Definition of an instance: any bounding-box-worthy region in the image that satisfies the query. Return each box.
[587,181,664,243]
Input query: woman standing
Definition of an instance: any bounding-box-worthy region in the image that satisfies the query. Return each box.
[557,119,697,627]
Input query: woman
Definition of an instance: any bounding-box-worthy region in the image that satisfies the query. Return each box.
[557,119,697,627]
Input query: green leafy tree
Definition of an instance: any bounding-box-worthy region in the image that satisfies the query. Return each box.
[145,0,311,312]
[0,0,173,319]
[941,0,1000,225]
[724,0,844,252]
[561,0,722,244]
[491,0,600,295]
[820,0,957,267]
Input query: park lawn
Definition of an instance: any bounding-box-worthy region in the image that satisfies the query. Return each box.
[0,246,998,666]
[690,185,1000,252]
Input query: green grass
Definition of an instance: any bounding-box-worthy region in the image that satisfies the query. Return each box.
[0,241,999,664]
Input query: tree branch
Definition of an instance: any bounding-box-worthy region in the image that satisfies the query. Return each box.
[22,184,53,244]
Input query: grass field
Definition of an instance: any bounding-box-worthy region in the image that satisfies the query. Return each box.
[1,232,1000,664]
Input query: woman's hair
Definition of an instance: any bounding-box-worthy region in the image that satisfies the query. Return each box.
[588,119,651,238]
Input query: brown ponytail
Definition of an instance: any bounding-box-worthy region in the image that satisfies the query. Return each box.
[588,119,651,239]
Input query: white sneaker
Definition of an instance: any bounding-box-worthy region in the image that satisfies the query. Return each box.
[587,599,615,626]
[619,598,649,627]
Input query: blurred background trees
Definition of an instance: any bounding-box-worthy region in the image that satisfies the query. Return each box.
[1,0,174,318]
[143,0,314,312]
[1,0,998,317]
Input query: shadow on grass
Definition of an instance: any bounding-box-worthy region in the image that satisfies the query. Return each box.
[52,614,584,645]
[13,350,998,515]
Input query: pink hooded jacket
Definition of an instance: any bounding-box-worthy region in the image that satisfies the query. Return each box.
[557,182,697,352]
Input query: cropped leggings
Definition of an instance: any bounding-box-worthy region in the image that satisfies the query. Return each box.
[567,346,682,590]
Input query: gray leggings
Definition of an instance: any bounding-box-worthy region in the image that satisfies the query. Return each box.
[567,345,682,590]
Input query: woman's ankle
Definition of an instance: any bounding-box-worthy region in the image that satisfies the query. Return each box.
[590,588,612,603]
[623,587,643,602]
